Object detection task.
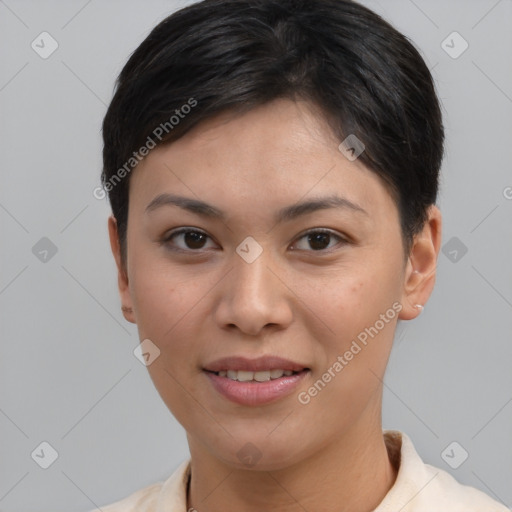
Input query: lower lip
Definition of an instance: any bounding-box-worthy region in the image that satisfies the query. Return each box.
[204,370,309,406]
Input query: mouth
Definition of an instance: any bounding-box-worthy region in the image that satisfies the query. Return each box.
[204,355,308,374]
[203,356,310,406]
[205,368,305,382]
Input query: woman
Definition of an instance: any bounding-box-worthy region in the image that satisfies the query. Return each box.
[95,0,508,510]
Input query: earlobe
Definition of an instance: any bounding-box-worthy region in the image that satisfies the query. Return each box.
[399,205,442,320]
[107,216,136,324]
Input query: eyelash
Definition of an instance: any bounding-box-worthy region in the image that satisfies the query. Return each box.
[160,227,349,254]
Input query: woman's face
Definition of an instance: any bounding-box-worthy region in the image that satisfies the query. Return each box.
[110,98,434,470]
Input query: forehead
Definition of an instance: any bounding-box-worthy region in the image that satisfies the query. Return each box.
[129,98,398,222]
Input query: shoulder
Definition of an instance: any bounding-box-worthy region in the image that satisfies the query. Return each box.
[419,462,509,511]
[379,431,509,512]
[87,482,163,512]
[86,459,191,512]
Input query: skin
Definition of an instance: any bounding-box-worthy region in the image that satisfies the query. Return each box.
[108,98,441,512]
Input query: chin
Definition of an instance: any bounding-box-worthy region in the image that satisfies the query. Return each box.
[203,433,309,472]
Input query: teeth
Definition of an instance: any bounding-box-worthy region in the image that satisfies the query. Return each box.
[237,370,254,382]
[254,370,270,382]
[217,369,298,381]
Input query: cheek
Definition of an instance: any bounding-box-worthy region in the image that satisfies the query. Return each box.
[130,264,211,424]
[300,278,398,432]
[128,248,210,341]
[313,264,399,334]
[309,263,401,383]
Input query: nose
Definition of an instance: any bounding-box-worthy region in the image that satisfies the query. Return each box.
[213,250,293,336]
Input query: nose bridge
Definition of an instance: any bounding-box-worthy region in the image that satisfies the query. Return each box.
[215,245,292,334]
[232,247,275,307]
[234,251,270,299]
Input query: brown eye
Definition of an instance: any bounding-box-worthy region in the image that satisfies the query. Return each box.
[163,228,216,251]
[291,229,346,252]
[307,232,331,250]
[183,231,208,249]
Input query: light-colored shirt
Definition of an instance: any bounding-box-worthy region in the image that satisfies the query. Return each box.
[90,430,509,512]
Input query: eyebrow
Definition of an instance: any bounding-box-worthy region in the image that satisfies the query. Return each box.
[145,193,368,222]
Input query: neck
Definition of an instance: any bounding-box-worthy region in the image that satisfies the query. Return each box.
[186,410,398,512]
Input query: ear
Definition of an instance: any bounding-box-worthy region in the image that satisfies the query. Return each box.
[108,215,136,324]
[399,205,442,320]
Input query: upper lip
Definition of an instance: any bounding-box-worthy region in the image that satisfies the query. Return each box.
[204,356,308,373]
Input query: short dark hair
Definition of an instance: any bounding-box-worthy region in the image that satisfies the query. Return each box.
[101,0,444,265]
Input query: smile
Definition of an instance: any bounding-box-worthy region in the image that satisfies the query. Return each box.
[211,369,300,381]
[204,370,309,406]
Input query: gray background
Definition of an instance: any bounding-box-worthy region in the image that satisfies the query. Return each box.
[0,0,511,510]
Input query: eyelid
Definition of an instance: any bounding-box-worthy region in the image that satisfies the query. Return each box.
[164,226,208,238]
[161,227,350,253]
[161,226,219,252]
[289,228,349,252]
